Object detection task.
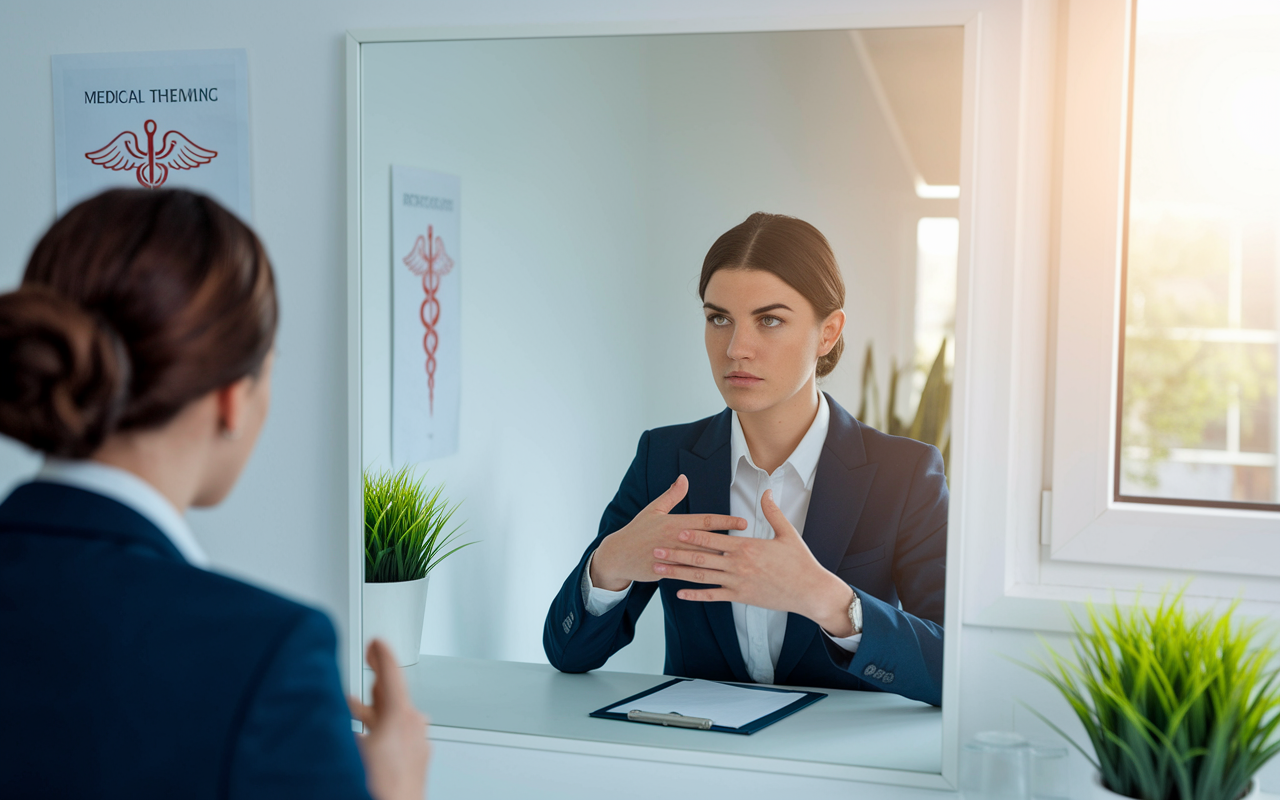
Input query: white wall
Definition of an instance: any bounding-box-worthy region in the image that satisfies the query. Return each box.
[13,2,1271,799]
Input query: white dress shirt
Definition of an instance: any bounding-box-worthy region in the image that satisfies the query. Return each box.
[582,393,861,684]
[35,458,210,568]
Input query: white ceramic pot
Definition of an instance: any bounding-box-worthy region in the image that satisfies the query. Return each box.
[362,576,429,667]
[1091,772,1261,800]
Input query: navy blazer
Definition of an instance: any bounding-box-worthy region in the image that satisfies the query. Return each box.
[0,482,371,799]
[543,394,947,706]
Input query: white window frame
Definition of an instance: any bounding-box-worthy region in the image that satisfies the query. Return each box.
[963,0,1280,639]
[1048,0,1280,579]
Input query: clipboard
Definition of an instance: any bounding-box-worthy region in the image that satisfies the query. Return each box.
[589,678,826,735]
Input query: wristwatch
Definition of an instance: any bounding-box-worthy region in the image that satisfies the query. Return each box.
[848,591,863,635]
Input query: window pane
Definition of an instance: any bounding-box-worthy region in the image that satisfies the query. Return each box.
[1117,1,1280,508]
[915,217,958,372]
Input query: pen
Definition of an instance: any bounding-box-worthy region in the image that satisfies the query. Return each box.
[627,710,714,730]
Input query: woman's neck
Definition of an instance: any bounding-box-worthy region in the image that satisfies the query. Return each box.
[90,404,214,514]
[737,382,821,475]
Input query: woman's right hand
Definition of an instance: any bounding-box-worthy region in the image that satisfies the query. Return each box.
[349,639,432,800]
[589,474,747,591]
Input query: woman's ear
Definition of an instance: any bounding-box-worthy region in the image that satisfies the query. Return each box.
[215,375,254,439]
[819,309,846,356]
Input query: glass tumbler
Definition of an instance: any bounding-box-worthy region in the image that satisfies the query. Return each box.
[960,731,1033,800]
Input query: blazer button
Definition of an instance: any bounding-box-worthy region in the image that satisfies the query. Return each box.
[863,664,877,677]
[873,668,886,680]
[883,672,894,684]
[562,612,575,634]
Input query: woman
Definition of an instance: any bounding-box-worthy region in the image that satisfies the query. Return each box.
[0,189,429,799]
[543,213,947,706]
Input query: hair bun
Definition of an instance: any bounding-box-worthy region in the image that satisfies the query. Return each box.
[0,286,130,458]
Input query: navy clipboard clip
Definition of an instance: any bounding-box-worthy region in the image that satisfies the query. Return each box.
[589,678,826,735]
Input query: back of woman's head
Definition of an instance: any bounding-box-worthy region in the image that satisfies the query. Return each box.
[699,212,846,377]
[0,188,277,458]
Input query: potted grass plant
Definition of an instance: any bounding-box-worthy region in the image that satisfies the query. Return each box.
[363,466,471,667]
[1026,593,1280,800]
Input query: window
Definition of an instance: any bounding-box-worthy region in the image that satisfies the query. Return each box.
[1045,0,1280,580]
[915,217,959,379]
[1116,0,1280,510]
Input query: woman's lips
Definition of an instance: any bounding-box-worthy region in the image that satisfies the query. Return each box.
[725,372,762,387]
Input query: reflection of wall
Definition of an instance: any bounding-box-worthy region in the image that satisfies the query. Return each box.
[362,31,952,671]
[361,37,655,669]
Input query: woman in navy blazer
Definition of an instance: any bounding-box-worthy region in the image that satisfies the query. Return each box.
[543,213,947,706]
[0,189,429,799]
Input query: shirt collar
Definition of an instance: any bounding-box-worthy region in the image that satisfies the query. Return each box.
[36,459,210,568]
[730,391,830,489]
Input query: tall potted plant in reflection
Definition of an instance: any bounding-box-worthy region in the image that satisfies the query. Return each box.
[363,466,471,667]
[1026,593,1280,800]
[857,338,951,473]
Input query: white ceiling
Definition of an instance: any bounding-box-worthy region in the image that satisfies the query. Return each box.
[855,26,964,189]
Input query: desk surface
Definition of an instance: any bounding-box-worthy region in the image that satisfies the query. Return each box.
[402,656,942,775]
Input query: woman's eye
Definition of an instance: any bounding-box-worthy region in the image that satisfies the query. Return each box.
[760,316,782,328]
[707,314,730,326]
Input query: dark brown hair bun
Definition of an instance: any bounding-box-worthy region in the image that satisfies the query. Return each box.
[0,188,277,458]
[0,287,130,458]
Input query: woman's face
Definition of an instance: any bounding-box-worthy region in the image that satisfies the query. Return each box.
[703,268,843,415]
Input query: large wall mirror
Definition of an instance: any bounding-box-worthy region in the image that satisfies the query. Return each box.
[349,19,971,787]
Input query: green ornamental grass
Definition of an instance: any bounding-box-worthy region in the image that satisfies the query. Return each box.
[364,466,472,583]
[1027,593,1280,800]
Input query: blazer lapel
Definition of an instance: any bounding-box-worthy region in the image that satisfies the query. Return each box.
[677,410,751,682]
[774,395,879,683]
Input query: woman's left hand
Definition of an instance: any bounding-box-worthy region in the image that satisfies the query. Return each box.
[652,489,856,636]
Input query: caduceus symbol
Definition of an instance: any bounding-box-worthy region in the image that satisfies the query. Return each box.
[402,225,455,415]
[84,119,218,189]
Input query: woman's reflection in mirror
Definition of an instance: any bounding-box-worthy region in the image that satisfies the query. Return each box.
[544,212,946,706]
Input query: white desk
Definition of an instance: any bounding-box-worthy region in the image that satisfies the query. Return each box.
[402,656,943,786]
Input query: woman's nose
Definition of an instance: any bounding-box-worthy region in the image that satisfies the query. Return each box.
[726,329,753,360]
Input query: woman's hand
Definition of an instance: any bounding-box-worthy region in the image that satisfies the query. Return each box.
[348,639,432,800]
[652,489,856,636]
[590,474,748,591]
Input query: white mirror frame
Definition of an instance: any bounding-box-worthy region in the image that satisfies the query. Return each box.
[346,13,980,791]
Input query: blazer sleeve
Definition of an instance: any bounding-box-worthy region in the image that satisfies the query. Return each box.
[225,608,373,800]
[543,431,661,672]
[829,444,947,706]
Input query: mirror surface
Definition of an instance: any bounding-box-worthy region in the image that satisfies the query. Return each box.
[358,27,961,772]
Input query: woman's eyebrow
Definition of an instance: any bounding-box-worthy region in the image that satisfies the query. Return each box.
[752,303,792,315]
[702,302,793,315]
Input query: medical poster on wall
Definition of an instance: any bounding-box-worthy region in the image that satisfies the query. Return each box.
[51,49,251,221]
[392,166,461,464]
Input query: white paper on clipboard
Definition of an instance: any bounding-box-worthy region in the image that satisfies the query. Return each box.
[607,679,804,730]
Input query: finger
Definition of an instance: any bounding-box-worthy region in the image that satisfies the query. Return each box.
[653,547,731,572]
[348,696,374,732]
[366,638,411,711]
[676,527,745,551]
[653,562,733,585]
[760,490,799,539]
[676,587,734,602]
[670,513,748,532]
[648,474,689,515]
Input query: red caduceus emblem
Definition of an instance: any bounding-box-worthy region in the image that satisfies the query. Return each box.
[402,225,455,415]
[84,119,217,189]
